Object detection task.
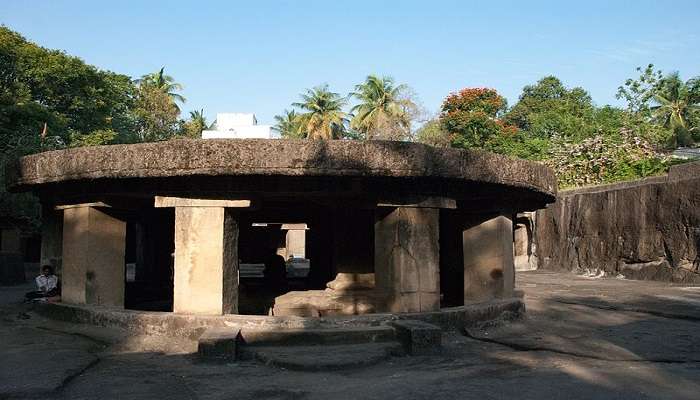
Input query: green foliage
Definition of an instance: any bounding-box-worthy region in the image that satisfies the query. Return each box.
[0,26,142,229]
[292,85,349,140]
[273,109,303,139]
[135,67,186,111]
[427,70,699,189]
[350,75,417,140]
[546,132,670,188]
[651,72,700,147]
[0,27,201,229]
[505,76,595,140]
[415,119,451,148]
[132,85,181,142]
[69,129,118,147]
[488,132,552,161]
[0,26,137,151]
[181,109,207,138]
[439,88,517,149]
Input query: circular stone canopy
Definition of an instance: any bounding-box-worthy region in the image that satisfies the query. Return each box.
[6,139,556,212]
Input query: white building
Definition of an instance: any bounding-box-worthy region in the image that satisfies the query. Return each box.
[202,113,272,139]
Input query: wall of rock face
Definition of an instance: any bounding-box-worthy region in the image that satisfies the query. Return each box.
[534,161,700,284]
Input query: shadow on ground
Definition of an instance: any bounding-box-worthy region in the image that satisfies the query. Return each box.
[2,271,700,399]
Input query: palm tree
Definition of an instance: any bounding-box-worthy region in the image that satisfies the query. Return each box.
[293,85,348,140]
[189,109,207,129]
[136,67,186,110]
[652,72,700,147]
[350,75,415,140]
[273,109,303,138]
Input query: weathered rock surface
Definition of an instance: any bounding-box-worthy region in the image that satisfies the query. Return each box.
[5,139,556,212]
[535,161,700,283]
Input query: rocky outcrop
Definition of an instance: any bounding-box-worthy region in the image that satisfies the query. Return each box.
[534,161,700,284]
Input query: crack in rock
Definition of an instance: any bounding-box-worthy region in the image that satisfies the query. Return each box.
[551,299,700,322]
[462,329,696,364]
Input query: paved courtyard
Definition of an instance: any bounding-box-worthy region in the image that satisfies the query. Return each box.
[2,271,700,400]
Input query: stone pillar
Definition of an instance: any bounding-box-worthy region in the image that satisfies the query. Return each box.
[156,197,246,316]
[40,206,63,275]
[462,214,514,303]
[1,228,21,253]
[62,206,126,307]
[0,227,24,285]
[284,228,306,259]
[374,207,440,313]
[514,212,537,271]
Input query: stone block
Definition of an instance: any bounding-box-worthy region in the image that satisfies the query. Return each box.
[272,289,385,317]
[326,272,375,291]
[40,207,63,276]
[198,327,240,362]
[375,207,440,313]
[390,319,442,355]
[463,214,514,303]
[173,207,239,315]
[155,196,251,208]
[62,206,126,307]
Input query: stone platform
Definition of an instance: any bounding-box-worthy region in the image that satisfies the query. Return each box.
[34,297,525,338]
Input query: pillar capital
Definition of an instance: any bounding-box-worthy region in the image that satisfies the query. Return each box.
[377,196,456,209]
[154,196,251,208]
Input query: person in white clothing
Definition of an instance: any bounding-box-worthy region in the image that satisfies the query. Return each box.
[25,265,60,301]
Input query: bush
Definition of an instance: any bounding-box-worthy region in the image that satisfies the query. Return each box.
[546,132,670,188]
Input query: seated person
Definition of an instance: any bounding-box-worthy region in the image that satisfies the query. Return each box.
[25,265,60,301]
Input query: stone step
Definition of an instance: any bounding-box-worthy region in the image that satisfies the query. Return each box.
[241,342,404,371]
[239,325,396,347]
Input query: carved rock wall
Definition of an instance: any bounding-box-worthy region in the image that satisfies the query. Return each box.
[534,162,700,283]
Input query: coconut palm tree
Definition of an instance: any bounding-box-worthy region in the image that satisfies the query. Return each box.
[189,109,207,128]
[136,67,186,111]
[273,109,303,138]
[181,109,208,138]
[350,75,416,140]
[652,72,700,147]
[293,85,348,140]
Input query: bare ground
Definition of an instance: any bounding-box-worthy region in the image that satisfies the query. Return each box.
[2,271,700,400]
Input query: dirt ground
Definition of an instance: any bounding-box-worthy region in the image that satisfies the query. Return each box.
[2,271,700,400]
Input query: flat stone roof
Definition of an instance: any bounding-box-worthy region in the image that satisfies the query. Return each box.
[5,139,557,210]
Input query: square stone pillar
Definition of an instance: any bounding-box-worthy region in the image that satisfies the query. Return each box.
[161,197,242,316]
[0,227,24,285]
[40,206,63,275]
[374,207,440,313]
[462,214,514,303]
[62,206,126,307]
[1,228,21,253]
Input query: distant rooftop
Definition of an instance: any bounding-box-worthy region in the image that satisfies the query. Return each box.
[202,113,271,139]
[672,147,700,160]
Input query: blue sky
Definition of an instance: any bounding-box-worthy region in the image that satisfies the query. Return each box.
[3,0,700,125]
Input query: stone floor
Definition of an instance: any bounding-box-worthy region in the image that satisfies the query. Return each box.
[2,271,700,400]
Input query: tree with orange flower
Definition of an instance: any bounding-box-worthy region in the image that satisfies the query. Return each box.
[439,88,517,149]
